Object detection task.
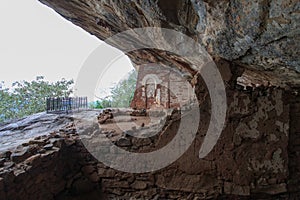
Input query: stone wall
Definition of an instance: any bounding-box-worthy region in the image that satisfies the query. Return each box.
[1,85,299,199]
[0,130,103,200]
[288,91,300,193]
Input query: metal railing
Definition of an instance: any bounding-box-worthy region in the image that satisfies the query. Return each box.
[46,97,88,114]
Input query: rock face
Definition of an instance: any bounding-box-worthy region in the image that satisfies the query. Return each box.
[0,112,73,151]
[0,89,299,199]
[38,0,300,86]
[1,1,299,199]
[0,127,103,200]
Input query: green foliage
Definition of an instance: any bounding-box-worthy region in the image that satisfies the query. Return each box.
[89,100,103,109]
[110,70,137,108]
[0,76,73,122]
[89,70,137,109]
[101,99,112,108]
[89,99,112,109]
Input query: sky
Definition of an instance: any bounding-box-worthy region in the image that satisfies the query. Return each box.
[0,0,133,98]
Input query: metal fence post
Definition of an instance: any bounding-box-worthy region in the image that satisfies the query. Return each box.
[46,96,88,114]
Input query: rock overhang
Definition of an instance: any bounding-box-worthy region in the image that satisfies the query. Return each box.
[38,0,300,87]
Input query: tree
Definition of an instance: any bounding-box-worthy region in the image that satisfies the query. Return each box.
[89,98,112,109]
[88,70,137,109]
[110,70,137,108]
[89,100,103,109]
[0,76,74,122]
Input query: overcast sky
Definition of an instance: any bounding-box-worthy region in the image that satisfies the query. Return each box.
[0,0,133,98]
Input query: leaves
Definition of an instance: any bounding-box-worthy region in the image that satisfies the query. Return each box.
[89,70,137,109]
[0,76,74,122]
[110,70,137,108]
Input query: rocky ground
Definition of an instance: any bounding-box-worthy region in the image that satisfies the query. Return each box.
[0,96,299,199]
[0,108,176,200]
[0,108,167,152]
[0,112,74,152]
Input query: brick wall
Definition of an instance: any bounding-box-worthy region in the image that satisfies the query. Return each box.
[131,64,193,109]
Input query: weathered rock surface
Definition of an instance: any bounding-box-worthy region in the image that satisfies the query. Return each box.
[1,1,300,199]
[38,0,300,86]
[0,88,299,199]
[0,112,73,151]
[0,111,102,152]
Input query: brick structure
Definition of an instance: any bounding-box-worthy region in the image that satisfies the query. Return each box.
[131,64,195,109]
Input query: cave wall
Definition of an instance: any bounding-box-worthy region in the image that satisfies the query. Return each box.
[1,0,299,199]
[1,86,299,199]
[38,0,300,86]
[288,93,300,193]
